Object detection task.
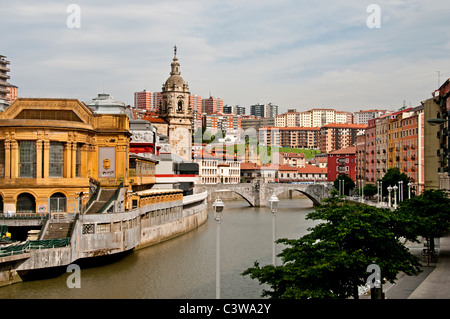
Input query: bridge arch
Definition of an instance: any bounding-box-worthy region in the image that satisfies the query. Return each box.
[209,188,254,207]
[270,188,322,207]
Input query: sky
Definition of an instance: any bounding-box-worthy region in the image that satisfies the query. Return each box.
[1,0,450,114]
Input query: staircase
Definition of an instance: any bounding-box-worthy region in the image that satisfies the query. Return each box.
[40,221,73,240]
[84,188,117,214]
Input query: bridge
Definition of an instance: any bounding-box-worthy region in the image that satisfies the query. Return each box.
[194,180,332,207]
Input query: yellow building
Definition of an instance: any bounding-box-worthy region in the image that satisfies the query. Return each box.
[0,98,131,215]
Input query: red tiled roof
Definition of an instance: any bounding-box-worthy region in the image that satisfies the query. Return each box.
[240,162,260,170]
[328,146,356,155]
[142,116,168,124]
[321,123,368,129]
[297,164,327,174]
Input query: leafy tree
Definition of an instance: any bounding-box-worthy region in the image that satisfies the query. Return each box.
[380,168,412,201]
[242,193,422,299]
[396,189,450,262]
[333,175,355,196]
[363,184,378,199]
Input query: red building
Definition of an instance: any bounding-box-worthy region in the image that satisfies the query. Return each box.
[202,96,223,114]
[327,146,357,181]
[134,90,152,111]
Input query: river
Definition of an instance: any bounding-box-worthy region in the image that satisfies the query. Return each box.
[0,197,319,299]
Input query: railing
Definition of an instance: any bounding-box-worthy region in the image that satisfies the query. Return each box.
[0,213,48,220]
[0,237,71,258]
[182,191,208,206]
[97,182,123,214]
[82,179,101,214]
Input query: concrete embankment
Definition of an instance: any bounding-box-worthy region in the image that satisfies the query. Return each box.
[0,192,208,287]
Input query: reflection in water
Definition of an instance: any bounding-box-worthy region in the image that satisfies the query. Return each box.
[0,198,318,299]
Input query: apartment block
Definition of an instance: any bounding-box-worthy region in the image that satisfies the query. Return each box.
[134,90,152,110]
[319,123,367,153]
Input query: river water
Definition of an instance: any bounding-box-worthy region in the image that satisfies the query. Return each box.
[0,197,319,299]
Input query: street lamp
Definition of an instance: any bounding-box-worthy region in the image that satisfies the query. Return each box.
[408,182,412,199]
[393,185,398,209]
[213,198,224,299]
[380,181,383,206]
[361,180,364,202]
[387,185,393,208]
[269,194,279,266]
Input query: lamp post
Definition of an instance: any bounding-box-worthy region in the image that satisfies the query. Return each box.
[213,198,224,299]
[361,179,364,203]
[393,185,398,209]
[269,194,279,266]
[380,181,383,206]
[387,185,392,208]
[408,182,412,199]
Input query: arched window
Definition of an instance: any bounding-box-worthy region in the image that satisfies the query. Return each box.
[16,193,36,214]
[178,100,183,112]
[50,192,67,213]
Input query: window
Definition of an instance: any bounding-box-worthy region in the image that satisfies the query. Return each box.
[49,142,64,177]
[97,223,111,234]
[16,193,36,214]
[50,192,67,213]
[82,224,95,234]
[19,141,36,178]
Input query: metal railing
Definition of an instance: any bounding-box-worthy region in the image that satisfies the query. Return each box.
[0,237,71,258]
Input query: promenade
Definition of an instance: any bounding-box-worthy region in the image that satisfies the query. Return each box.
[351,197,449,299]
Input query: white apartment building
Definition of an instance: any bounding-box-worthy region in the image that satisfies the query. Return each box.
[277,108,353,128]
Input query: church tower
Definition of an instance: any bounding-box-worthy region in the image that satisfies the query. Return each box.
[160,46,193,161]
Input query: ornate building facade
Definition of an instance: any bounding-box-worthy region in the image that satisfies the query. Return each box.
[0,98,130,215]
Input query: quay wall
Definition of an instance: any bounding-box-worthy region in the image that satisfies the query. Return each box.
[0,192,208,286]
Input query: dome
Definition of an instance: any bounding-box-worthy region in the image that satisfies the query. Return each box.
[164,75,186,88]
[86,93,127,114]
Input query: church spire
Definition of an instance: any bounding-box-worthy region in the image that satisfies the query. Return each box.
[170,45,180,76]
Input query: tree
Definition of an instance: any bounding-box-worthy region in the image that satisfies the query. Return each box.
[242,193,422,299]
[380,168,411,201]
[396,189,450,263]
[363,184,378,199]
[333,175,355,196]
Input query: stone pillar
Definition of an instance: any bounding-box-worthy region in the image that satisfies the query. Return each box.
[36,140,42,179]
[43,141,49,178]
[64,142,72,178]
[80,144,89,178]
[71,142,77,179]
[4,140,10,179]
[10,140,18,178]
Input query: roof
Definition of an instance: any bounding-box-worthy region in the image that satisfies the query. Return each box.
[297,164,327,174]
[142,115,168,124]
[259,126,320,131]
[321,123,368,129]
[240,162,260,170]
[277,165,300,171]
[328,146,357,155]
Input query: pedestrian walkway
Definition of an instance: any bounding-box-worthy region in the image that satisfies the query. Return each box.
[408,234,450,299]
[383,234,450,299]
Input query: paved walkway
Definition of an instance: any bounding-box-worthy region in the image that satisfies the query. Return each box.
[383,234,450,299]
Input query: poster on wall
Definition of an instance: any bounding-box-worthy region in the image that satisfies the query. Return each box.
[98,147,116,178]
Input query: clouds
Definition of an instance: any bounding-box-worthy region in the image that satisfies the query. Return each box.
[1,1,450,113]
